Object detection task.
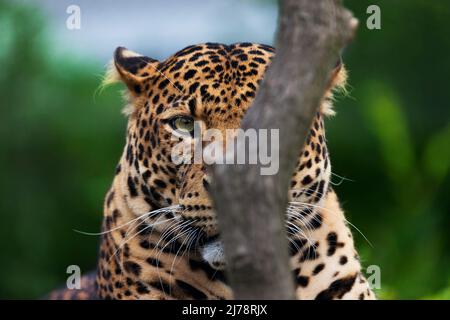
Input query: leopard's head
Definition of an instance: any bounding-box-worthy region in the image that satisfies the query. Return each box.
[106,43,346,270]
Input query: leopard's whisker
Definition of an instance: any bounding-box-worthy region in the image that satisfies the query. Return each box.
[110,214,181,285]
[154,221,194,298]
[184,227,199,263]
[108,216,179,263]
[289,187,329,200]
[168,228,197,296]
[289,201,373,247]
[145,219,193,300]
[285,212,316,248]
[330,171,354,183]
[152,219,193,259]
[73,205,181,236]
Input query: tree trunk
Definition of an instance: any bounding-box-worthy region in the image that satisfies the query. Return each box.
[210,0,357,299]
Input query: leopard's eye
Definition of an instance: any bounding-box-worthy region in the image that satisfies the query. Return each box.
[169,116,195,135]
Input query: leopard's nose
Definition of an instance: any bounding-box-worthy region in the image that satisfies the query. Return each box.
[202,175,212,192]
[201,165,210,174]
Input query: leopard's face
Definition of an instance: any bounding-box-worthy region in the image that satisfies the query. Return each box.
[109,43,344,270]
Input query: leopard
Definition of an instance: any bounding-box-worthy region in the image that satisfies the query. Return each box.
[48,42,376,300]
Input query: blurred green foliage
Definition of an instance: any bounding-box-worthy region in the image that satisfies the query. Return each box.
[0,0,449,299]
[0,0,125,298]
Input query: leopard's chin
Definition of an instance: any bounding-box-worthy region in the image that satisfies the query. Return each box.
[200,239,226,270]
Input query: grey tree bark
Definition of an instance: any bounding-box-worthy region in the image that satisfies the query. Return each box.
[210,0,357,299]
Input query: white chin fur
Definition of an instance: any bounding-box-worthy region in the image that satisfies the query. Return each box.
[200,240,226,270]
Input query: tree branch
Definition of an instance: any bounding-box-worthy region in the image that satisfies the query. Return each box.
[210,0,357,299]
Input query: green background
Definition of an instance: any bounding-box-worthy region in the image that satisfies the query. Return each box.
[0,0,449,299]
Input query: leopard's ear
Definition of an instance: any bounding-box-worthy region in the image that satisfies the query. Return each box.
[104,47,159,96]
[321,57,348,116]
[329,57,347,90]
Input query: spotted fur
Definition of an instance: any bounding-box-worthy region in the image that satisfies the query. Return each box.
[48,42,375,300]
